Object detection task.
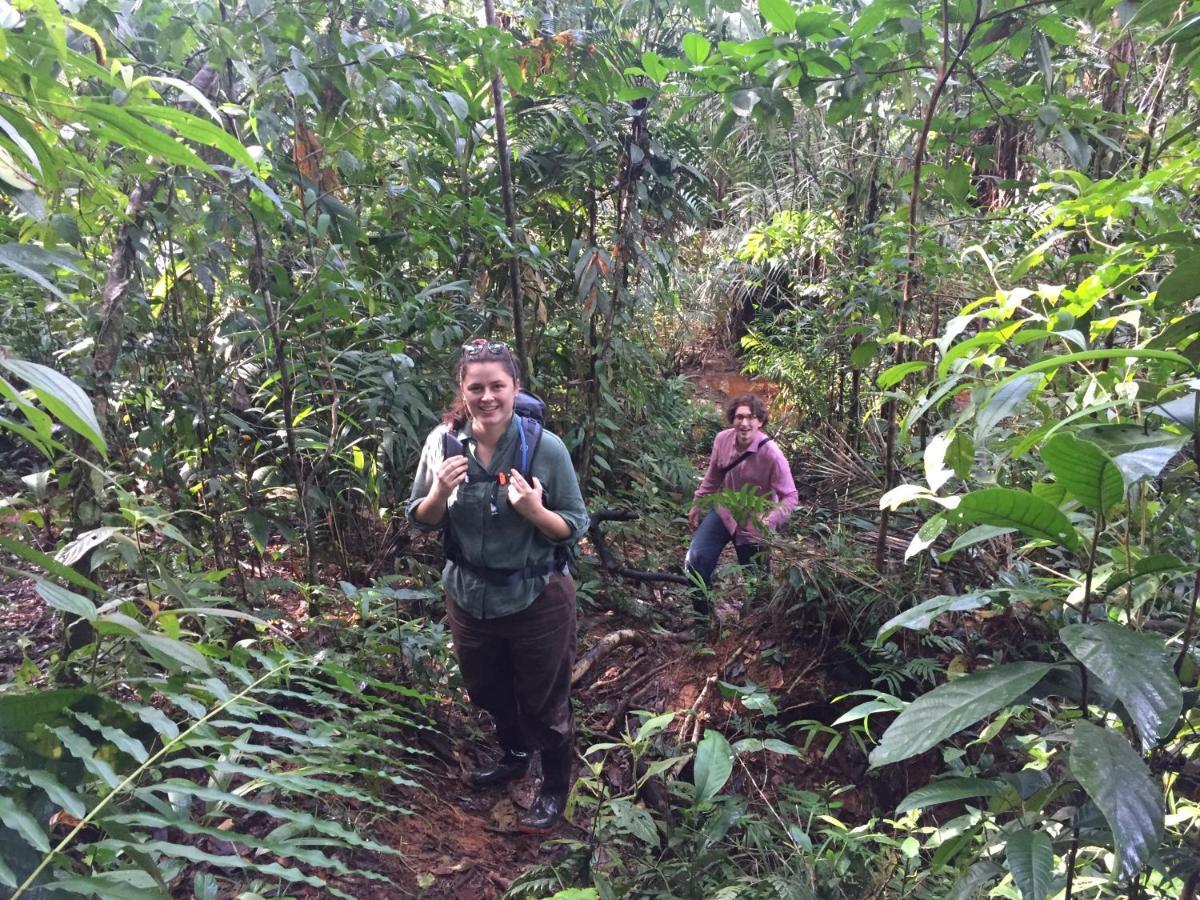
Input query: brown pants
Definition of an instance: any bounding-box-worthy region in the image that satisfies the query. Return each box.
[446,574,577,760]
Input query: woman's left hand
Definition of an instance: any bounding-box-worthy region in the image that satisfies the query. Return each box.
[507,469,545,518]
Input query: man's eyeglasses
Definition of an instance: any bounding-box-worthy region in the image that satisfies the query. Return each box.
[732,413,759,422]
[462,339,511,358]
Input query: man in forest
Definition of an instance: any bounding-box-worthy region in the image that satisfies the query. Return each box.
[685,393,798,619]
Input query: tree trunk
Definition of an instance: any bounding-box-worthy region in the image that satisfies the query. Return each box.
[483,0,531,385]
[62,179,160,668]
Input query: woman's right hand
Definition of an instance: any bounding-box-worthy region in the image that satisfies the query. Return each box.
[431,454,470,500]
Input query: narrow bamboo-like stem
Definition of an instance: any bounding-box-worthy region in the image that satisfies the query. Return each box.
[875,0,982,570]
[482,0,531,385]
[1066,516,1104,899]
[13,656,299,898]
[1175,570,1200,675]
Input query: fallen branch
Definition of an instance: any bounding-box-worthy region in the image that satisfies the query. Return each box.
[587,509,694,586]
[676,675,718,743]
[572,629,644,687]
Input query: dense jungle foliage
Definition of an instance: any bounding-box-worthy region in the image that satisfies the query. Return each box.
[0,0,1198,895]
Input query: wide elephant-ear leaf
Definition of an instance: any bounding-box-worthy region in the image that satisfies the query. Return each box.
[945,488,1082,553]
[869,662,1053,768]
[1070,720,1164,880]
[1005,829,1054,900]
[1060,623,1182,750]
[1040,433,1123,515]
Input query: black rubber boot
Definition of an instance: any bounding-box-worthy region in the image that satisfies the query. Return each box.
[467,748,529,788]
[520,743,572,829]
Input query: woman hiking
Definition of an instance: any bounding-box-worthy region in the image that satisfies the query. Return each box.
[407,339,589,829]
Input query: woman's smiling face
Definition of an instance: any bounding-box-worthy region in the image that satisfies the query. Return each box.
[461,361,517,429]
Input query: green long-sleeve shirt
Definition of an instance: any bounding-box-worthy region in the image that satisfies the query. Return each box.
[406,416,590,619]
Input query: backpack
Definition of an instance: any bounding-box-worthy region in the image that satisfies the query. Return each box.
[440,390,569,586]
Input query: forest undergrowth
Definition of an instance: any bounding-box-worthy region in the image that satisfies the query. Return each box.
[2,0,1199,895]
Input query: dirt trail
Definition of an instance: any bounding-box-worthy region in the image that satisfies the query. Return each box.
[375,608,842,898]
[683,347,779,407]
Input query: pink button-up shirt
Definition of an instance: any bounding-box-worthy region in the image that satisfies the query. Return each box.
[694,429,799,545]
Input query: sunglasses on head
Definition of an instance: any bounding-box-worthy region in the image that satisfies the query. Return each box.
[462,339,511,358]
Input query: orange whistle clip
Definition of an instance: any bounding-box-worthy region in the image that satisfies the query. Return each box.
[497,473,508,486]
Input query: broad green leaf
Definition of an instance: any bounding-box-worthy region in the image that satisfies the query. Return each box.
[0,534,103,593]
[870,662,1053,768]
[50,725,121,788]
[682,32,711,63]
[1070,720,1163,879]
[905,514,946,561]
[946,860,1003,900]
[441,91,468,120]
[0,109,39,171]
[1079,423,1188,455]
[0,356,106,457]
[73,711,149,763]
[1157,250,1200,306]
[896,777,1004,813]
[0,143,35,189]
[946,488,1082,553]
[126,103,256,169]
[693,728,733,806]
[0,794,50,852]
[1104,554,1198,595]
[939,524,1016,561]
[975,374,1039,443]
[924,431,956,492]
[79,100,210,171]
[35,578,96,622]
[608,797,659,846]
[879,483,934,510]
[1040,433,1124,515]
[17,768,87,818]
[1005,829,1054,900]
[876,592,990,643]
[1146,311,1200,352]
[850,340,878,369]
[731,89,759,116]
[1060,623,1182,750]
[136,632,214,674]
[55,527,120,567]
[878,360,929,389]
[1146,391,1197,428]
[1031,481,1070,508]
[1114,445,1183,483]
[758,0,797,30]
[0,243,85,301]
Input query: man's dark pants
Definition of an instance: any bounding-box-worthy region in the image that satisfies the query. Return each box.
[446,573,577,790]
[685,510,767,616]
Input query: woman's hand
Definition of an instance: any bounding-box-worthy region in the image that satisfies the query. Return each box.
[430,454,469,501]
[506,469,545,518]
[688,506,702,531]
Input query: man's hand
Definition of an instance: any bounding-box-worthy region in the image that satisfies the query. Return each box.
[430,455,469,501]
[507,469,546,519]
[688,506,701,531]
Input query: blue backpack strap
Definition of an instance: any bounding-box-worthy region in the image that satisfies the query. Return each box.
[513,414,543,480]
